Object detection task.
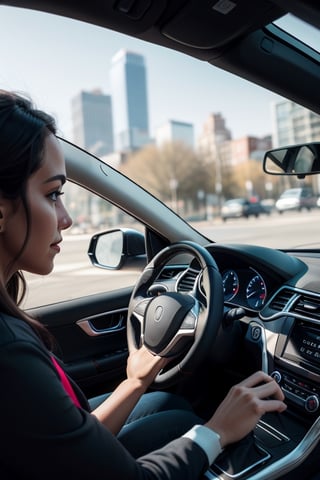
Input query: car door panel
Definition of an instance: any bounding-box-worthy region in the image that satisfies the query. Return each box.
[28,287,133,397]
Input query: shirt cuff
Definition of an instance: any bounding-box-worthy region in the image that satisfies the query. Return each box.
[182,424,223,465]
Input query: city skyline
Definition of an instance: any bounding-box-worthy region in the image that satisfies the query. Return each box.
[0,6,288,145]
[73,83,272,158]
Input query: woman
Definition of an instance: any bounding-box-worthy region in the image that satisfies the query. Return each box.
[0,90,286,479]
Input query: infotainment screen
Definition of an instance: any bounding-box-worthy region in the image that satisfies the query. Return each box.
[283,321,320,372]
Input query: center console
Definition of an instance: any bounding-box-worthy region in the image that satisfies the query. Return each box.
[204,316,320,479]
[275,318,320,416]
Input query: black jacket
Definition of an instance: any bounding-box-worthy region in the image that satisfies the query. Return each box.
[0,313,208,479]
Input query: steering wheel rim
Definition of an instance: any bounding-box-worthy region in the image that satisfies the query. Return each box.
[127,240,224,388]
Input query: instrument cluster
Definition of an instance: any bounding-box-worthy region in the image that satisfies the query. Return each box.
[222,267,267,310]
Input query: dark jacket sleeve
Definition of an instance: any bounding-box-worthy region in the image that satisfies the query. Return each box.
[0,315,209,480]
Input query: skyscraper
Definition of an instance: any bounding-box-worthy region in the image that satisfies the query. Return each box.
[110,49,150,153]
[71,89,114,157]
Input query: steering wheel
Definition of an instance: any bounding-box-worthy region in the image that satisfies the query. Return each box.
[127,241,224,387]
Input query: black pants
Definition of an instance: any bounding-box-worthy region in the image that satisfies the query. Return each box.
[89,390,203,458]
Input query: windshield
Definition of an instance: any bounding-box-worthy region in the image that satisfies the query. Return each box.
[1,6,319,251]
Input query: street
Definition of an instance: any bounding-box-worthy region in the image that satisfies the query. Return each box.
[196,209,320,249]
[24,210,320,308]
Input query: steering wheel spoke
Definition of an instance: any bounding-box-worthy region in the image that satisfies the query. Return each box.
[131,297,152,322]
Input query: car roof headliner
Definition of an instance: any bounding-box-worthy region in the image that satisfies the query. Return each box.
[1,0,320,114]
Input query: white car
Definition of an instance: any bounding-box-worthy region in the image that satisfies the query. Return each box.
[275,187,317,213]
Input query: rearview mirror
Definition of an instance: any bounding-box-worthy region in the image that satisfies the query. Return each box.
[263,142,320,178]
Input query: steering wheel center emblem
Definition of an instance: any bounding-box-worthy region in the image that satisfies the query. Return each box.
[154,305,163,322]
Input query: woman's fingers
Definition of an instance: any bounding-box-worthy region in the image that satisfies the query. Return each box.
[238,370,285,401]
[261,397,287,413]
[126,345,169,385]
[206,371,287,448]
[254,379,285,401]
[237,370,274,388]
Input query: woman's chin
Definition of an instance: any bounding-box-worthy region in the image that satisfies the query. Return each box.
[28,263,54,276]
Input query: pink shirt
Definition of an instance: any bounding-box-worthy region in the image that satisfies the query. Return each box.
[51,356,81,408]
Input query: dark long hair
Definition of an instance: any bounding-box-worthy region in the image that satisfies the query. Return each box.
[0,90,57,348]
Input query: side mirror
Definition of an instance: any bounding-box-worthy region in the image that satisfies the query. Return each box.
[263,142,320,179]
[88,228,147,270]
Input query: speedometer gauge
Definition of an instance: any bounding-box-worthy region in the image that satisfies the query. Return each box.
[246,273,267,309]
[222,270,239,301]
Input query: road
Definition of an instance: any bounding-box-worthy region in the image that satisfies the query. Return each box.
[24,210,320,308]
[196,209,320,249]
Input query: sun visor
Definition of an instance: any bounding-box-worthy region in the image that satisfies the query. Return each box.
[161,0,284,49]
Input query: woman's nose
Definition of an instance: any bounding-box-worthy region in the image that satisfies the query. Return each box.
[61,213,73,230]
[59,203,73,230]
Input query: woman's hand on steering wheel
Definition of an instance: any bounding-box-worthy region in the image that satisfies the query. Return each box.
[126,344,171,389]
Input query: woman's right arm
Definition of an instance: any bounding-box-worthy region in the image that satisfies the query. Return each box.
[204,370,286,450]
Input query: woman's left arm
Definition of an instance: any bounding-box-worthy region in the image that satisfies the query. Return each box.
[91,345,168,434]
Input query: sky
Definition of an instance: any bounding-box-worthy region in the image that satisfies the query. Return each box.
[0,6,317,143]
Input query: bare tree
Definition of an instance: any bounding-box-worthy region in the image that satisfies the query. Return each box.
[120,142,213,214]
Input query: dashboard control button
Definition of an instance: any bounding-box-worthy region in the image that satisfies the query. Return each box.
[305,395,319,413]
[270,371,282,383]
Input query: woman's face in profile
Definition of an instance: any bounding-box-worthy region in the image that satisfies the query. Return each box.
[0,134,72,280]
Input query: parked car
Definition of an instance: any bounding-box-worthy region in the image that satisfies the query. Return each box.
[275,187,317,213]
[221,198,269,221]
[2,1,320,480]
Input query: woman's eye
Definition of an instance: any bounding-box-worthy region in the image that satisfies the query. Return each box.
[48,191,64,202]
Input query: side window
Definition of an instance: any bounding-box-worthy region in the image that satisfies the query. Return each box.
[23,182,144,309]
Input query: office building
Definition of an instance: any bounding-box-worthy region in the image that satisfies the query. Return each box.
[197,113,231,159]
[72,89,114,157]
[155,120,194,148]
[197,113,271,167]
[110,49,150,152]
[230,135,272,165]
[271,100,320,147]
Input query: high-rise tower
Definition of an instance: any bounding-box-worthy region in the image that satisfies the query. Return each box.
[71,89,114,157]
[110,49,150,153]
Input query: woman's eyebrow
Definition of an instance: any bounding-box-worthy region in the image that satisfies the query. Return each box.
[44,174,67,185]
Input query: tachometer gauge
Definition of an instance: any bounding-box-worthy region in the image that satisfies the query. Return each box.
[246,273,267,309]
[222,270,239,301]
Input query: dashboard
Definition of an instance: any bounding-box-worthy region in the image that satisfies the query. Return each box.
[221,267,267,310]
[156,243,305,314]
[155,243,320,413]
[148,243,320,478]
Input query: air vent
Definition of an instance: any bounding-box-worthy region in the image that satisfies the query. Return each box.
[292,294,320,321]
[268,288,295,312]
[177,268,199,292]
[158,267,184,280]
